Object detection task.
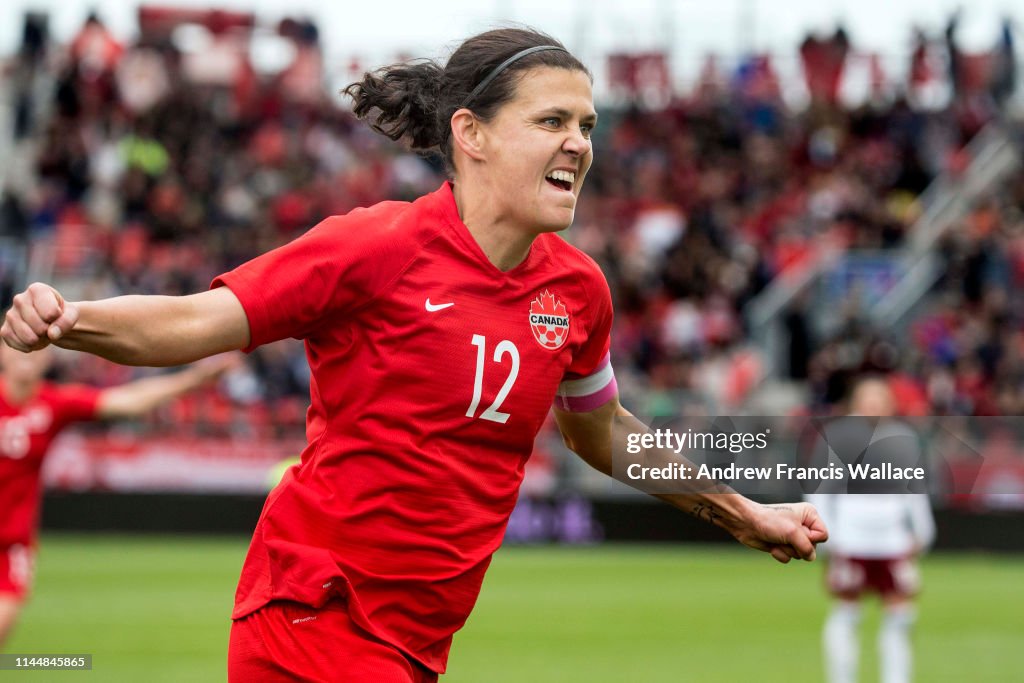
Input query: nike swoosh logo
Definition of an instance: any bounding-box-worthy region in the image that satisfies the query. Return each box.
[425,299,455,312]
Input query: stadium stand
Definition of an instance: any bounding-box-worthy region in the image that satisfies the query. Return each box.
[1,8,1022,505]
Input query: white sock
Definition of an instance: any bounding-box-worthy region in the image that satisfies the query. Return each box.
[879,604,915,683]
[824,602,861,683]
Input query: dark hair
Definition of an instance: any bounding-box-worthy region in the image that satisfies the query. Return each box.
[343,28,589,173]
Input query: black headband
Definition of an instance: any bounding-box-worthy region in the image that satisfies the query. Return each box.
[462,45,568,107]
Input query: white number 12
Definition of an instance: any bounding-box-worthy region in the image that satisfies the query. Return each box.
[466,334,520,424]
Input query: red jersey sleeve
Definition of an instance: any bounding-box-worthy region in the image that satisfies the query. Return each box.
[48,384,103,428]
[211,203,415,351]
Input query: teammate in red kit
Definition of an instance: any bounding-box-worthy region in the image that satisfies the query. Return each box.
[0,343,232,649]
[3,28,827,681]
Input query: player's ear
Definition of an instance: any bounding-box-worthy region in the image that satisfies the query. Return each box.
[450,108,486,162]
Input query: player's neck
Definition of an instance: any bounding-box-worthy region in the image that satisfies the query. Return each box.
[1,377,39,406]
[464,221,533,272]
[452,182,534,272]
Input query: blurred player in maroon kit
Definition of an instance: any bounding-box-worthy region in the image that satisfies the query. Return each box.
[807,378,935,683]
[0,343,233,648]
[3,28,827,682]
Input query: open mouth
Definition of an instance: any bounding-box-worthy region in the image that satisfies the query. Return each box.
[545,170,575,192]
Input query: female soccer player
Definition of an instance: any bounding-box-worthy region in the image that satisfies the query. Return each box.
[0,343,232,648]
[3,28,827,681]
[807,378,935,683]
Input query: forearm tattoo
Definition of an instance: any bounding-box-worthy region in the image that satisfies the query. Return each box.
[692,503,721,524]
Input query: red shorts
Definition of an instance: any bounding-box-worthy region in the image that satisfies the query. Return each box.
[0,544,35,600]
[826,555,921,599]
[228,600,438,683]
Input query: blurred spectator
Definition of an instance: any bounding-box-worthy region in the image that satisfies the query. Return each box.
[11,12,49,140]
[800,27,851,107]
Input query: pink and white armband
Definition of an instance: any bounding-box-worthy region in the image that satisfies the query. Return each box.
[553,352,618,412]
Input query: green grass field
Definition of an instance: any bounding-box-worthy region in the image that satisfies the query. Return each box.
[7,535,1023,681]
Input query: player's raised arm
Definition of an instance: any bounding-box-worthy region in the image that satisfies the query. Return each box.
[96,354,239,419]
[554,399,828,564]
[2,283,250,366]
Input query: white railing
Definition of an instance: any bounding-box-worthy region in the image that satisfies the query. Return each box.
[743,120,1022,379]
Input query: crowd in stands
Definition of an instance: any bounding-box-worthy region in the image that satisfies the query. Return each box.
[0,8,1021,446]
[804,173,1024,417]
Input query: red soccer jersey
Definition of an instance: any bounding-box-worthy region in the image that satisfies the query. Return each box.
[0,383,101,547]
[214,182,614,672]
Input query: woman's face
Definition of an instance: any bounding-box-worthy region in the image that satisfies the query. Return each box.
[476,66,596,233]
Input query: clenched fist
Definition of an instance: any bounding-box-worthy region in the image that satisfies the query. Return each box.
[2,283,79,352]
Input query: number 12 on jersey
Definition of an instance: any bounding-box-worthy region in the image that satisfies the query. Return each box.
[466,334,520,424]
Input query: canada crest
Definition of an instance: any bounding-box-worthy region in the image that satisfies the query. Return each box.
[529,290,570,350]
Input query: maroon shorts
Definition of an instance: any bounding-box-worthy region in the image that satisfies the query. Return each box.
[0,544,35,600]
[826,555,921,599]
[228,600,438,683]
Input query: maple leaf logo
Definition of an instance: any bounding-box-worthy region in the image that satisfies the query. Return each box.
[529,290,570,350]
